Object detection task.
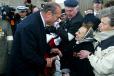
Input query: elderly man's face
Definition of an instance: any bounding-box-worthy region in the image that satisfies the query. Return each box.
[75,26,88,41]
[46,6,61,26]
[65,7,78,19]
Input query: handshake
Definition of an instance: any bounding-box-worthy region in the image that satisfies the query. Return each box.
[46,55,60,67]
[46,48,61,67]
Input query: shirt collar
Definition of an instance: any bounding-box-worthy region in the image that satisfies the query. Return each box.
[40,12,46,27]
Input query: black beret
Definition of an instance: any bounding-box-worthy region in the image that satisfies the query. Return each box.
[64,0,79,7]
[93,0,103,4]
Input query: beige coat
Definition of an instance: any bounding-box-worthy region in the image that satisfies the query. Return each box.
[88,31,114,76]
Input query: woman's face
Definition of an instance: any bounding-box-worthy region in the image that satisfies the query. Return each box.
[75,27,87,41]
[98,17,113,32]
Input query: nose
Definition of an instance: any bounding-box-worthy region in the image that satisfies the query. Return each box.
[75,32,78,36]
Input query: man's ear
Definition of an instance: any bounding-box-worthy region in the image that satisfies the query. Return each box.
[46,11,52,18]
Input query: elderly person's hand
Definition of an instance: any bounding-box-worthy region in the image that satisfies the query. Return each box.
[50,48,62,57]
[77,50,91,59]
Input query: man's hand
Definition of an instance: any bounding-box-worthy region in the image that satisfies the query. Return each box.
[50,48,62,57]
[46,58,53,67]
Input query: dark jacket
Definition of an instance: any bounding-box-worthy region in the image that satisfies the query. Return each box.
[57,12,83,42]
[6,11,50,76]
[70,28,95,76]
[57,12,83,69]
[70,41,95,76]
[83,13,101,31]
[58,12,83,53]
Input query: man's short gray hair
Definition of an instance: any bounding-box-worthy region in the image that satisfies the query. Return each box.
[100,6,114,18]
[100,6,114,26]
[41,2,61,15]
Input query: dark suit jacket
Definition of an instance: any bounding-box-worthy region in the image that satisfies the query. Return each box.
[7,11,50,76]
[57,12,83,42]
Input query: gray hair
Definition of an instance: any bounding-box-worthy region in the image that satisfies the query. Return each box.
[41,2,61,15]
[100,6,114,17]
[100,6,114,26]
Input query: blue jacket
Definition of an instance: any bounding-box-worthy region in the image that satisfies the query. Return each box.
[7,11,50,76]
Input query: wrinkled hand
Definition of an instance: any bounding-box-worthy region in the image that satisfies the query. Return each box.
[50,48,62,57]
[46,58,53,67]
[77,50,91,59]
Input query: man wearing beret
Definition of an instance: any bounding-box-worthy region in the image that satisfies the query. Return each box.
[55,0,83,76]
[58,0,83,42]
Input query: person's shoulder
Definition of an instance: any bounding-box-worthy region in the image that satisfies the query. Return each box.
[16,11,41,32]
[72,12,83,21]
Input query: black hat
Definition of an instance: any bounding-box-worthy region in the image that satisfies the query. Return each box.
[64,0,79,7]
[93,0,103,4]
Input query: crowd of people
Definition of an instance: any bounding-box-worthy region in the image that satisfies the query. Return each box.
[0,0,114,76]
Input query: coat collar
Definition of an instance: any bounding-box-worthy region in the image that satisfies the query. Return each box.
[94,30,114,42]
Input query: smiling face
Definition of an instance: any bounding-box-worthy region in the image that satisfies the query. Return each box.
[75,23,93,41]
[75,26,88,41]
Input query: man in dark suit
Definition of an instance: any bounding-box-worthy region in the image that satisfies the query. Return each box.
[6,2,61,76]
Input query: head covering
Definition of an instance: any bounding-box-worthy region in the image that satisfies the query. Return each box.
[64,0,79,7]
[93,0,103,4]
[76,27,94,44]
[16,6,28,13]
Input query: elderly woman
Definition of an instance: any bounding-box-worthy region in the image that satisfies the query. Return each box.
[78,6,114,76]
[69,22,95,76]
